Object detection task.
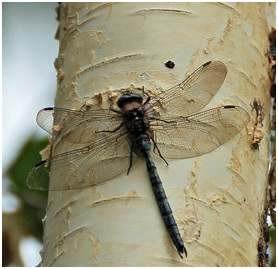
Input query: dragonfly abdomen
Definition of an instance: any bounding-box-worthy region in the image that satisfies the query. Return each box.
[137,134,187,258]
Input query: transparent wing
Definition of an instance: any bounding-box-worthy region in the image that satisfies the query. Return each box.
[36,107,122,144]
[147,61,227,116]
[150,106,249,159]
[27,130,138,191]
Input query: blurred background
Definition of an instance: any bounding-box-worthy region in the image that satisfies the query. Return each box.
[3,2,58,266]
[2,2,276,267]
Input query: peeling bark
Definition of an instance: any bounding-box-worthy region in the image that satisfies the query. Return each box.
[39,3,273,266]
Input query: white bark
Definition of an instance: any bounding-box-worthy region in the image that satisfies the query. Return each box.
[40,3,272,266]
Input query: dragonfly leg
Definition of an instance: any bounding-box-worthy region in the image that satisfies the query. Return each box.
[142,87,151,106]
[96,121,124,133]
[127,143,134,175]
[150,136,168,166]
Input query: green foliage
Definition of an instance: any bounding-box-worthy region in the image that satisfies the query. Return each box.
[269,226,276,267]
[6,137,49,240]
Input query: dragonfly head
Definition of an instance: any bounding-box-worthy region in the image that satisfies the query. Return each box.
[117,91,143,109]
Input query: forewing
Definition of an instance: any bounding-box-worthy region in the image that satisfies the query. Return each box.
[148,61,227,116]
[150,106,249,159]
[36,108,55,134]
[36,107,122,144]
[27,130,137,191]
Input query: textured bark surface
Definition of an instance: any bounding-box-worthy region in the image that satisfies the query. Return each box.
[40,3,272,266]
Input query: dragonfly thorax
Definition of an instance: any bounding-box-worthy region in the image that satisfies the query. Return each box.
[123,108,150,134]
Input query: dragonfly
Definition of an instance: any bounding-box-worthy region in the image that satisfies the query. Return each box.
[27,61,250,259]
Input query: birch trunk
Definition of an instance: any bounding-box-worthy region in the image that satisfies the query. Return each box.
[40,3,273,266]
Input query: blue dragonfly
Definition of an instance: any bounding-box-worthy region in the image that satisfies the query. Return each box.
[27,61,249,258]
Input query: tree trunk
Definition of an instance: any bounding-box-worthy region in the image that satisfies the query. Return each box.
[40,3,273,266]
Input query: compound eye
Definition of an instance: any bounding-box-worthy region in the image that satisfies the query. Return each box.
[117,93,143,108]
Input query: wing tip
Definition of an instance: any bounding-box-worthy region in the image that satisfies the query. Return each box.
[223,105,236,109]
[35,160,47,168]
[203,60,227,71]
[203,61,212,67]
[43,107,54,111]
